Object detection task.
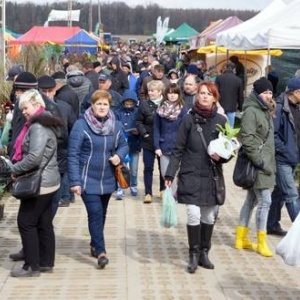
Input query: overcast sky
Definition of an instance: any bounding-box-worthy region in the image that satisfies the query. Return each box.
[10,0,274,10]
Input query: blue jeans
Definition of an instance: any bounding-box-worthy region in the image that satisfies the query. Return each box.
[267,163,300,230]
[226,112,236,128]
[143,148,165,195]
[81,192,111,256]
[129,151,139,187]
[239,188,272,231]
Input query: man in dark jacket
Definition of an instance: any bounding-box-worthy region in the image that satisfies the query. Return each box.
[51,71,80,117]
[109,56,129,95]
[82,61,100,91]
[38,75,77,211]
[81,73,123,113]
[267,76,300,236]
[215,63,244,128]
[182,74,199,110]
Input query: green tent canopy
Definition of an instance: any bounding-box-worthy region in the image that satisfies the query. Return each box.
[164,22,199,43]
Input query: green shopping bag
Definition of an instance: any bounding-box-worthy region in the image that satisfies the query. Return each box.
[160,187,177,228]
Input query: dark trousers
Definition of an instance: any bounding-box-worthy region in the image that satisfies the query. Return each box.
[142,148,165,195]
[81,192,111,256]
[17,191,56,270]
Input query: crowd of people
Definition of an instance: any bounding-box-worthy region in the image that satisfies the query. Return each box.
[1,43,300,277]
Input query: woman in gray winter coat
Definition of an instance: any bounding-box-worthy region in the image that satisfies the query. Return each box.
[8,89,63,277]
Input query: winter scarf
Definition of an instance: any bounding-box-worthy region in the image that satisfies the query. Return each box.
[84,107,115,135]
[12,107,46,162]
[156,100,183,120]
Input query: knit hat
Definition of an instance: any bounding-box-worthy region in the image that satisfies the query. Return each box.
[186,64,198,75]
[287,76,300,92]
[38,75,56,89]
[14,71,38,90]
[253,77,273,94]
[6,65,24,81]
[51,71,66,80]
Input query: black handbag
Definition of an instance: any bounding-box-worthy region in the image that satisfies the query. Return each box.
[232,147,257,189]
[11,151,55,200]
[233,123,271,189]
[196,124,226,206]
[11,170,42,200]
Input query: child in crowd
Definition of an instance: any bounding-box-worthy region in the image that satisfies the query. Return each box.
[115,90,141,200]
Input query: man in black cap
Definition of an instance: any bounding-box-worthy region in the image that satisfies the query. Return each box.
[38,75,76,211]
[51,71,79,117]
[216,62,244,128]
[81,73,123,113]
[267,76,300,236]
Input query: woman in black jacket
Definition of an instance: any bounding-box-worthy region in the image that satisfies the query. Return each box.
[165,82,227,273]
[136,80,165,203]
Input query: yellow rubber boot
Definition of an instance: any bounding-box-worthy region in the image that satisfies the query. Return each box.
[235,226,257,250]
[257,231,273,257]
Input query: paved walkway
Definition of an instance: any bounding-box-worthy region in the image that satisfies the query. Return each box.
[0,158,300,300]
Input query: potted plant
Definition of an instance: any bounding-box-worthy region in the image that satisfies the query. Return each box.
[207,122,241,159]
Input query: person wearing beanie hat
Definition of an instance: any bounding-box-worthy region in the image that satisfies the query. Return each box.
[14,71,38,90]
[267,76,300,238]
[253,77,273,95]
[234,76,276,258]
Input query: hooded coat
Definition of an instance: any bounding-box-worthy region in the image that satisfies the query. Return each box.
[110,57,129,94]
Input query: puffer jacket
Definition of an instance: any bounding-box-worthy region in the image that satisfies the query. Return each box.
[11,112,62,188]
[115,90,141,153]
[241,92,276,189]
[68,115,128,195]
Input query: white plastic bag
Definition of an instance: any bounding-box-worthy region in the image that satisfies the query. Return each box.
[160,187,177,228]
[207,133,240,159]
[276,213,300,267]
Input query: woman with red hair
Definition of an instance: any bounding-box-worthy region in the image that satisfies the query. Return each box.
[165,81,228,273]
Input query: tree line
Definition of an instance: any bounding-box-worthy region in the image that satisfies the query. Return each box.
[6,1,258,36]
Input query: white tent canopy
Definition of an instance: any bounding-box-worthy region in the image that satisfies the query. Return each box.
[216,0,300,50]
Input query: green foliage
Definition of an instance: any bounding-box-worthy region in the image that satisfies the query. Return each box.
[216,122,240,139]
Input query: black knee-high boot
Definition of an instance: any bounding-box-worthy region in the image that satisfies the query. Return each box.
[187,224,200,273]
[199,223,214,270]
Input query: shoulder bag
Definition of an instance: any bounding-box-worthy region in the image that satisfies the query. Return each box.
[11,151,55,200]
[196,124,226,206]
[232,122,271,189]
